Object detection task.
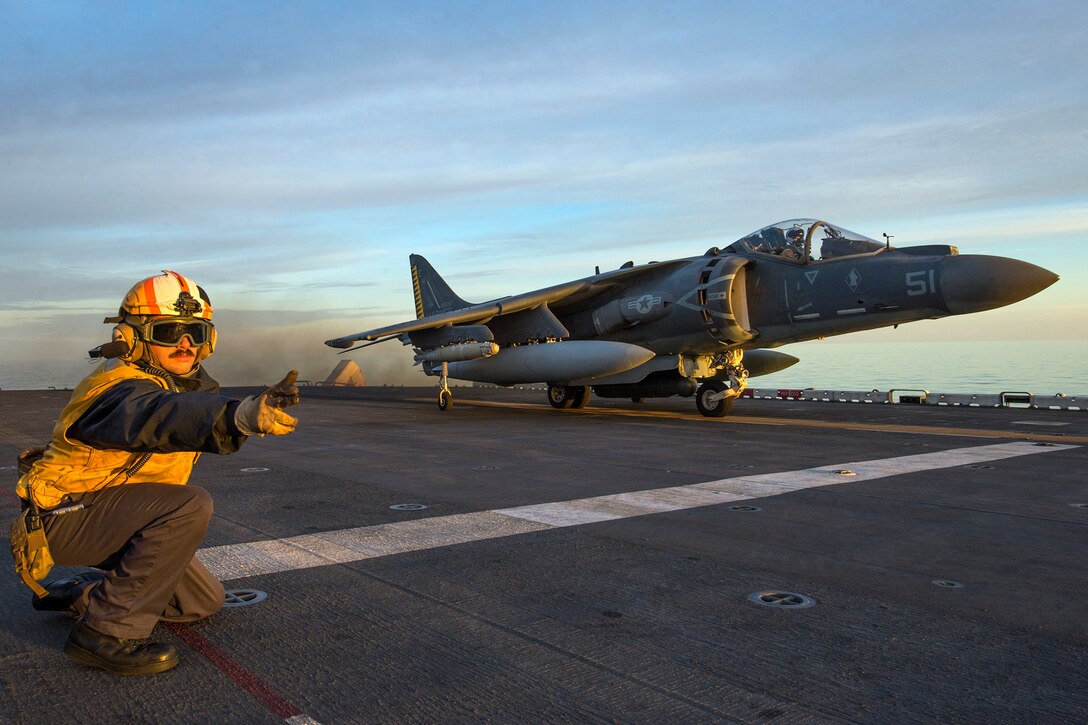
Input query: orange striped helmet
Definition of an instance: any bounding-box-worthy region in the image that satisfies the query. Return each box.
[105,270,216,365]
[119,270,213,320]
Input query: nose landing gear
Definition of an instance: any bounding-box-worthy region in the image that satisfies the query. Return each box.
[695,350,748,417]
[695,380,733,417]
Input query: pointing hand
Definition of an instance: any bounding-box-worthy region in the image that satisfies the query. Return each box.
[265,370,300,409]
[234,370,300,436]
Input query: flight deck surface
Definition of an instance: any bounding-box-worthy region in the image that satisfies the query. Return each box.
[1,387,1085,723]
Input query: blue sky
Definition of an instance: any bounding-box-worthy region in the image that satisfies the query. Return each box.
[1,1,1085,386]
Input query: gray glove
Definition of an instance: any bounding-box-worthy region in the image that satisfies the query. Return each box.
[234,370,300,436]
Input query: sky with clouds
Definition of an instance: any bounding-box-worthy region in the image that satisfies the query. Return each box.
[1,0,1085,388]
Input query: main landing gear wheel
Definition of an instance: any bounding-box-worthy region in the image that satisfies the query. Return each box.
[548,385,591,409]
[696,380,734,418]
[570,386,591,409]
[547,384,575,409]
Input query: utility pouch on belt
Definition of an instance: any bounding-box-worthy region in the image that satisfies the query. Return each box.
[10,448,51,598]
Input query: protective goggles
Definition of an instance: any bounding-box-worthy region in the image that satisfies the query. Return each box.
[141,319,213,347]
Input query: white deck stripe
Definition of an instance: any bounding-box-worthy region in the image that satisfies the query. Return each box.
[199,441,1073,581]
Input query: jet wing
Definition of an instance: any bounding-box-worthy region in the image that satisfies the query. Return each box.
[325,259,687,349]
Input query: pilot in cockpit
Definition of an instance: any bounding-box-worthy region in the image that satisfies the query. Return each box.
[781,227,805,260]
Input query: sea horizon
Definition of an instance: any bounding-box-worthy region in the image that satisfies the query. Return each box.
[2,339,1085,397]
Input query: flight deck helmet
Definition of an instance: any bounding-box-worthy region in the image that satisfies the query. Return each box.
[105,270,217,365]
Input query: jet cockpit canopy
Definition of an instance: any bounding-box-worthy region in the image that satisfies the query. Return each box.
[726,219,887,263]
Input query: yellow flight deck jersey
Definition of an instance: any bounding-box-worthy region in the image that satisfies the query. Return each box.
[18,360,206,510]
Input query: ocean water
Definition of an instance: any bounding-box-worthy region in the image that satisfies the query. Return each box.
[1,339,1085,396]
[752,339,1087,396]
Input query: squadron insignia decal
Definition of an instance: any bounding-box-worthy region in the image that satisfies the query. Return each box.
[846,268,862,292]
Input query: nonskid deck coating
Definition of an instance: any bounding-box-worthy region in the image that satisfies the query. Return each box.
[1,387,1085,723]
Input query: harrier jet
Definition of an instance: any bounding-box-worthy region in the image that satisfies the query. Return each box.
[326,219,1058,416]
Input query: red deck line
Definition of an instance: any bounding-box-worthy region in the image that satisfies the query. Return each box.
[166,622,303,721]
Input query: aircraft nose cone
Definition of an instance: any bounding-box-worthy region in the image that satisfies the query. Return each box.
[941,255,1059,315]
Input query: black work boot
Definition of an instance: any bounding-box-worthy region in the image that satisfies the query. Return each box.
[64,622,179,675]
[32,571,107,613]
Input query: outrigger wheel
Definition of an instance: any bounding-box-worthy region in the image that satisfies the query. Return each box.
[437,362,453,412]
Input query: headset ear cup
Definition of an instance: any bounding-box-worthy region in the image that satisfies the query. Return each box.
[112,324,145,362]
[194,325,216,364]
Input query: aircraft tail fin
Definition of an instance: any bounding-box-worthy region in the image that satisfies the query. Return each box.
[410,254,472,318]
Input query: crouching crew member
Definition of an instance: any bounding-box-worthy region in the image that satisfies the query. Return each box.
[15,270,299,675]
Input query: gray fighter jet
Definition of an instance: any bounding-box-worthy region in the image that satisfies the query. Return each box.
[326,219,1058,416]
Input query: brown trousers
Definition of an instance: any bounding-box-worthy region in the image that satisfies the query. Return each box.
[42,483,224,639]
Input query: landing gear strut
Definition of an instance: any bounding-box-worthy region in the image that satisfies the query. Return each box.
[437,362,453,411]
[695,350,748,418]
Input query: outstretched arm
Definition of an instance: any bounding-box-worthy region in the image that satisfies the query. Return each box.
[71,379,247,454]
